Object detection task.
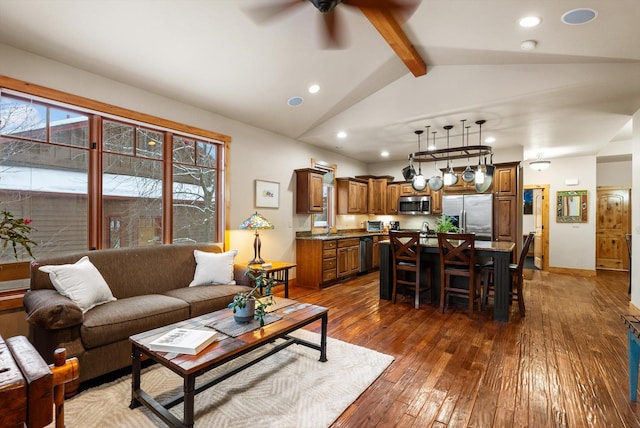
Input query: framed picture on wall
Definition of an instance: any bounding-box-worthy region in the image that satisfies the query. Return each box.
[255,180,279,208]
[523,189,533,215]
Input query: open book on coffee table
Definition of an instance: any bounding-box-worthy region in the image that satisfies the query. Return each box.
[148,328,217,355]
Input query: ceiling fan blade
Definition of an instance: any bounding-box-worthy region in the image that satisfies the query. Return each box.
[321,10,347,49]
[244,0,306,24]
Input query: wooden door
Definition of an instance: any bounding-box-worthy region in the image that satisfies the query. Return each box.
[596,187,630,271]
[533,189,543,269]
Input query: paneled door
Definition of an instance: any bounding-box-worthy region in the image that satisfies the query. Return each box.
[596,187,630,271]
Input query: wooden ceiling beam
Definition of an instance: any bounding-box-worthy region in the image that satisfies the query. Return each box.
[359,7,427,77]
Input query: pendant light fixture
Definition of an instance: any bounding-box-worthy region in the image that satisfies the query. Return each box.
[411,129,427,191]
[475,120,486,184]
[529,153,551,171]
[443,125,457,186]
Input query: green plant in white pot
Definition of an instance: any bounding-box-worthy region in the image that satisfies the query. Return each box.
[434,214,459,233]
[228,268,275,326]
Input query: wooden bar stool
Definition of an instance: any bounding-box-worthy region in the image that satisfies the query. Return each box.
[389,230,431,309]
[482,231,534,317]
[437,233,481,316]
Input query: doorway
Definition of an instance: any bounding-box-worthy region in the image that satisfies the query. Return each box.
[523,184,549,271]
[596,187,631,271]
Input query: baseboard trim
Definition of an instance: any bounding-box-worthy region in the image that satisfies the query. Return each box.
[548,266,597,277]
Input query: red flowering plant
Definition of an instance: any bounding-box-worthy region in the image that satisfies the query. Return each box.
[0,206,37,259]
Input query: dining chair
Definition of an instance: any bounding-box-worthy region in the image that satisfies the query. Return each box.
[482,231,534,317]
[389,230,431,309]
[437,233,481,316]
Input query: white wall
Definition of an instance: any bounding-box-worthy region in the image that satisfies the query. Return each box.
[596,159,632,187]
[523,156,597,271]
[0,43,368,269]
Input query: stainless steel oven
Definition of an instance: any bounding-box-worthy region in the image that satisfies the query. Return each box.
[398,195,431,215]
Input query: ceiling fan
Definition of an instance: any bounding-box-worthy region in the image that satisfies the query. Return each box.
[247,0,426,77]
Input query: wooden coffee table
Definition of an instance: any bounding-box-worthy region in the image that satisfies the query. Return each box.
[129,300,328,428]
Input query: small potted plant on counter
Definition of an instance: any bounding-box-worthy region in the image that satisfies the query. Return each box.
[434,214,459,234]
[228,268,275,325]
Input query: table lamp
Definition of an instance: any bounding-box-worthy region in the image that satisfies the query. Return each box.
[239,212,275,265]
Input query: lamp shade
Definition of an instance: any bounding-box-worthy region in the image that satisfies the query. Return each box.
[239,212,275,230]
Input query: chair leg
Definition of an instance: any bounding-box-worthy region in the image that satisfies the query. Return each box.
[468,274,475,317]
[516,275,525,317]
[440,273,446,313]
[392,272,398,304]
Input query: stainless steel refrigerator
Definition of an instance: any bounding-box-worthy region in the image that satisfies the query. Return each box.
[441,194,493,240]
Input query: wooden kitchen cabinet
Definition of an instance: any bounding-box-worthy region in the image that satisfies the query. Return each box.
[295,168,326,214]
[337,178,368,214]
[493,163,518,196]
[296,238,337,288]
[430,188,442,215]
[399,182,430,197]
[372,235,380,268]
[337,238,360,277]
[386,183,400,214]
[367,177,389,215]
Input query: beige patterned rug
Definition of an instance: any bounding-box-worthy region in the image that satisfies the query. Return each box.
[48,330,394,427]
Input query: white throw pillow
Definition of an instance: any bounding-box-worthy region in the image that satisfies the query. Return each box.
[189,249,238,287]
[39,256,117,313]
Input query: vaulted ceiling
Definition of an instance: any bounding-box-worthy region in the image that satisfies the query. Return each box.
[1,0,639,163]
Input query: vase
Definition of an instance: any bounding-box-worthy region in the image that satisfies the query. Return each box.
[234,298,256,323]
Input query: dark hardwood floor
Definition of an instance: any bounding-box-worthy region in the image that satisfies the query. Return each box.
[277,269,640,427]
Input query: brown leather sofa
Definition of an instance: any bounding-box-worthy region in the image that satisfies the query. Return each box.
[23,244,251,386]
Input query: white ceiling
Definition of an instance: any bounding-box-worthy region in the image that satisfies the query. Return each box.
[1,0,639,164]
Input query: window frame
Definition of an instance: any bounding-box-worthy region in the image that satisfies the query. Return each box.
[0,76,231,297]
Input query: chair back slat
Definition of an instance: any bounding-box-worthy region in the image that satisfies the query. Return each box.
[437,233,476,269]
[517,232,535,272]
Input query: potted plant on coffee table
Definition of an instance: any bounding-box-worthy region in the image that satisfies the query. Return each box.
[228,268,275,326]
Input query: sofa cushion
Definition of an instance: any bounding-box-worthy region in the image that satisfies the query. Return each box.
[164,284,252,318]
[189,249,238,287]
[81,294,189,349]
[38,256,116,313]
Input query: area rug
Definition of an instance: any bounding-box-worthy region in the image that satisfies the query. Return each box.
[48,330,394,428]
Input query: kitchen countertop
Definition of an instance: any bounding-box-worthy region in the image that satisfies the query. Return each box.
[295,231,387,240]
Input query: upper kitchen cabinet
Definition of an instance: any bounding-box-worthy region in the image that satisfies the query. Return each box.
[356,175,394,215]
[493,163,518,196]
[337,177,368,214]
[386,182,400,214]
[295,168,326,214]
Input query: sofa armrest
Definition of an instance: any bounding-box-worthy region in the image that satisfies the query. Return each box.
[233,264,251,286]
[23,289,84,330]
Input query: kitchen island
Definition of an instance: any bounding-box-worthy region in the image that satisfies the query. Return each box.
[379,238,516,322]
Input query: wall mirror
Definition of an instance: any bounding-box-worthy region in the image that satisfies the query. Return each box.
[556,190,588,223]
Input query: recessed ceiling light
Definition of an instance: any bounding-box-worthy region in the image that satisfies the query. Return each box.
[337,131,347,139]
[308,84,320,94]
[485,137,496,143]
[287,96,303,107]
[381,151,389,157]
[520,40,537,50]
[519,16,541,28]
[561,8,597,25]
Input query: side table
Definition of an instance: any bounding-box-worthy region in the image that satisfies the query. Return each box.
[247,261,296,298]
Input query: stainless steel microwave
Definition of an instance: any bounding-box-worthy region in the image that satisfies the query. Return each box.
[398,195,431,215]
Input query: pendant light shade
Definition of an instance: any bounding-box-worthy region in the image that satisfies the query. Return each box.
[411,129,427,191]
[442,125,457,185]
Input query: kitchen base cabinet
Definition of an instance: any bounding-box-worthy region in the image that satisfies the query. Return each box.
[337,238,360,277]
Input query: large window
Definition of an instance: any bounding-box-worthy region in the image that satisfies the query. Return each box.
[0,88,226,292]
